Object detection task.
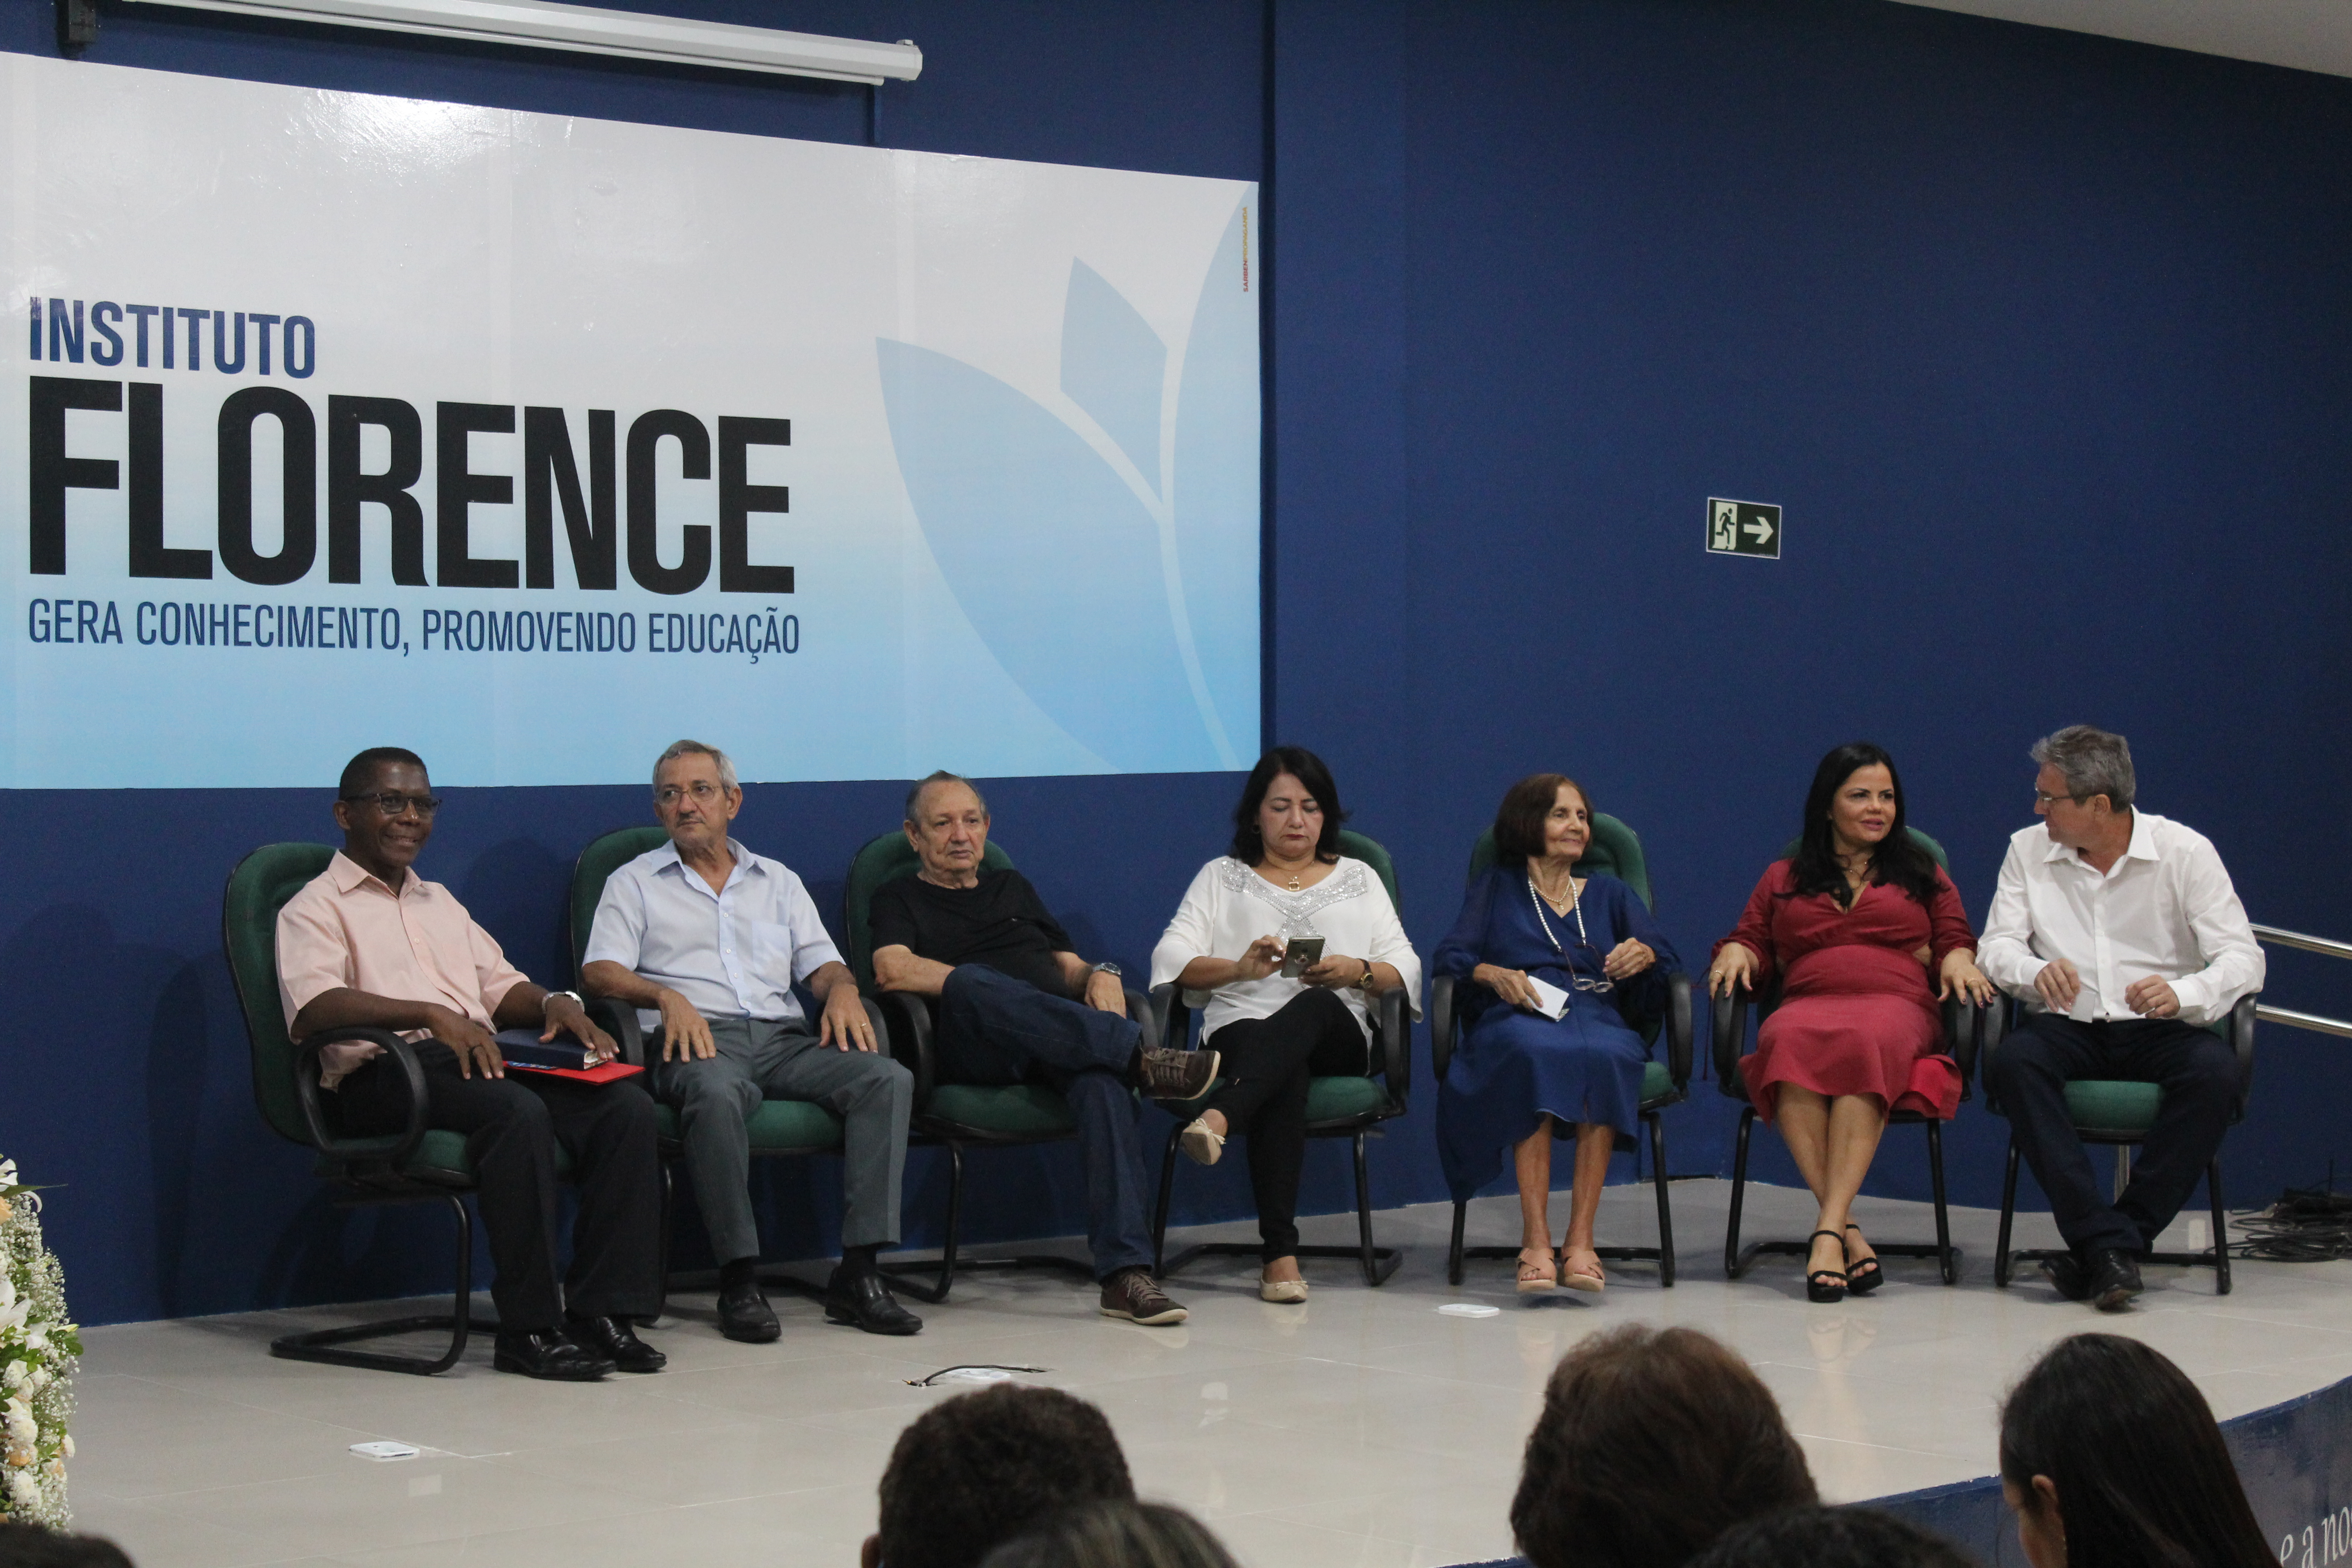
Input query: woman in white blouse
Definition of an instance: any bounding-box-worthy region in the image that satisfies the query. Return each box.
[1150,746,1422,1303]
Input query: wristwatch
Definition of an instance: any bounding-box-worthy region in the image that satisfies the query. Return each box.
[1355,960,1377,992]
[546,989,583,1011]
[1090,961,1123,977]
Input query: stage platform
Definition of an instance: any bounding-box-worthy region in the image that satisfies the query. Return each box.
[65,1180,2352,1568]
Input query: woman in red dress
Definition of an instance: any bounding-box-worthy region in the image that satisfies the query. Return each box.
[1707,743,1994,1302]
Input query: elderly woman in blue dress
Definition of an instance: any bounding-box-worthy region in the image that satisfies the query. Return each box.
[1435,773,1679,1294]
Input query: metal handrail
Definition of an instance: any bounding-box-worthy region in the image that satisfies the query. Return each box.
[2250,925,2352,1039]
[2252,924,2352,963]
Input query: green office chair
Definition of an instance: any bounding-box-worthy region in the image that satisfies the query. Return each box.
[569,825,882,1305]
[1429,815,1695,1286]
[841,828,1160,1302]
[1984,993,2254,1294]
[1713,828,1987,1285]
[1146,829,1414,1287]
[226,842,599,1374]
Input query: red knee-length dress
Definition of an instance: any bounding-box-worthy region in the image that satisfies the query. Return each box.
[1713,861,1974,1122]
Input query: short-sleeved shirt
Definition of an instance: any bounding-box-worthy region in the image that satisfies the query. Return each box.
[582,838,842,1030]
[868,868,1073,998]
[275,850,533,1088]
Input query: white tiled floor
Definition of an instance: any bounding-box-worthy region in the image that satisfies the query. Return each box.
[65,1181,2352,1568]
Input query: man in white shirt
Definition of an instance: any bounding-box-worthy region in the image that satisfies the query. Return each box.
[1978,725,2263,1311]
[583,740,919,1341]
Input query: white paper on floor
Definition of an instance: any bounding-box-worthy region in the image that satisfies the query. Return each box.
[1438,1303,1501,1318]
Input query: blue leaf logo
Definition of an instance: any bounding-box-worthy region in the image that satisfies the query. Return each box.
[878,202,1259,774]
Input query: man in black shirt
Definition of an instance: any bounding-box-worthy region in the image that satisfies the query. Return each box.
[872,771,1216,1325]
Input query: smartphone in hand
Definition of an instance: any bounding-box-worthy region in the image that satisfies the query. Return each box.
[1279,936,1326,978]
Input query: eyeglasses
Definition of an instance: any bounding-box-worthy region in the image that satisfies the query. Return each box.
[657,781,728,806]
[343,792,441,818]
[2033,790,2087,808]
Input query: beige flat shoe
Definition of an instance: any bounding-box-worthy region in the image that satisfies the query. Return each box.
[1516,1249,1558,1294]
[1559,1248,1607,1294]
[1259,1276,1308,1303]
[1180,1117,1225,1167]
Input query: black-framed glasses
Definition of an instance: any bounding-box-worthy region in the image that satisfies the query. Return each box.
[343,791,442,818]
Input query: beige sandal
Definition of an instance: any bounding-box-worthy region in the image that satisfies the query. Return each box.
[1517,1248,1558,1294]
[1179,1117,1225,1167]
[1558,1247,1607,1294]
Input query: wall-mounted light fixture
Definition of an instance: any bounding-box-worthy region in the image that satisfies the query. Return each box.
[115,0,922,83]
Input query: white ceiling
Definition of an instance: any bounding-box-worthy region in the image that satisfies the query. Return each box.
[1886,0,2352,80]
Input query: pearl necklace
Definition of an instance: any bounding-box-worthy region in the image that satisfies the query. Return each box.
[1527,872,1590,952]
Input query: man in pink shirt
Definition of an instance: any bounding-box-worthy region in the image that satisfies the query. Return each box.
[277,746,665,1381]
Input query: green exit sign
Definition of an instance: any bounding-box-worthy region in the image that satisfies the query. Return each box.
[1707,498,1781,559]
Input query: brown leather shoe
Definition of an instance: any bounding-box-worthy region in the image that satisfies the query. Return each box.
[1098,1267,1187,1325]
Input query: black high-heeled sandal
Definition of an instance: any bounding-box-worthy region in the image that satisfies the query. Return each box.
[1842,1223,1883,1295]
[1806,1230,1849,1303]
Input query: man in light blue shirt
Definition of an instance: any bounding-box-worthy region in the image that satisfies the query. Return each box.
[583,740,917,1341]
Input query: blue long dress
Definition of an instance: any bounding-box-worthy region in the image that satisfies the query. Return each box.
[1434,867,1681,1200]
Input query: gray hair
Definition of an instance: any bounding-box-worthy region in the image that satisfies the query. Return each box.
[653,739,738,794]
[905,769,987,823]
[2030,725,2135,812]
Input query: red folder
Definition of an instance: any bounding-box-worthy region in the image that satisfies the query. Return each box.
[502,1059,645,1085]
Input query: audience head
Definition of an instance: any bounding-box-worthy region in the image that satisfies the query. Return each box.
[1998,1333,2272,1568]
[0,1523,135,1568]
[864,1384,1135,1568]
[1492,773,1594,867]
[1511,1324,1817,1568]
[651,740,742,851]
[1228,746,1346,865]
[977,1500,1239,1568]
[1684,1506,1979,1568]
[332,746,436,876]
[1790,741,1939,907]
[2029,726,2134,851]
[903,770,992,885]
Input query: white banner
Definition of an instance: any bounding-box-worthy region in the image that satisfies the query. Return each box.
[1,55,1260,787]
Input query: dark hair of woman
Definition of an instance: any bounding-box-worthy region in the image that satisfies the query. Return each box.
[1786,742,1940,910]
[1492,774,1596,865]
[978,1499,1241,1568]
[1511,1324,1818,1568]
[1228,745,1348,864]
[1683,1505,1978,1568]
[1998,1333,2273,1568]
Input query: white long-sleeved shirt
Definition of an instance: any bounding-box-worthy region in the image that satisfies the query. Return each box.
[1976,810,2264,1026]
[1149,856,1423,1043]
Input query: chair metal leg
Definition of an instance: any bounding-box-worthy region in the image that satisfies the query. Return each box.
[652,1163,674,1321]
[2209,1158,2231,1295]
[1449,1199,1469,1286]
[2113,1144,2132,1203]
[1152,1123,1182,1276]
[270,1192,498,1375]
[1350,1134,1378,1285]
[1648,1112,1675,1288]
[1724,1107,1756,1278]
[1926,1119,1957,1285]
[1995,1136,2021,1287]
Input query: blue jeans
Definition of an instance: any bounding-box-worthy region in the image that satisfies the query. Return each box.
[936,964,1151,1280]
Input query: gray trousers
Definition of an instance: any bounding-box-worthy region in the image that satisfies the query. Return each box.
[652,1015,913,1264]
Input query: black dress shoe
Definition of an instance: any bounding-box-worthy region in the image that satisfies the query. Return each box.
[825,1268,922,1336]
[717,1279,782,1343]
[493,1327,614,1381]
[2085,1248,2144,1312]
[564,1313,667,1373]
[2040,1250,2091,1301]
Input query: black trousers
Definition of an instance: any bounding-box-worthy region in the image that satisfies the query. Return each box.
[1205,989,1368,1262]
[331,1039,664,1330]
[1986,1013,2239,1255]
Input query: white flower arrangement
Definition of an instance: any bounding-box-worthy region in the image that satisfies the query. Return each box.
[0,1158,79,1530]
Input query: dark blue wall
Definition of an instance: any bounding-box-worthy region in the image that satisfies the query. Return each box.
[6,0,2351,1326]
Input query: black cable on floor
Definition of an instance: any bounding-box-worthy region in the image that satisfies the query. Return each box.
[2229,1187,2352,1261]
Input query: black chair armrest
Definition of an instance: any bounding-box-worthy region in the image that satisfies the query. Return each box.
[1980,995,2019,1114]
[1376,984,1410,1111]
[1945,996,1989,1100]
[2230,991,2258,1114]
[1664,971,1693,1089]
[1148,982,1193,1053]
[293,1027,429,1166]
[1710,982,1752,1098]
[1124,987,1161,1053]
[1430,974,1456,1083]
[875,991,939,1109]
[583,995,646,1067]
